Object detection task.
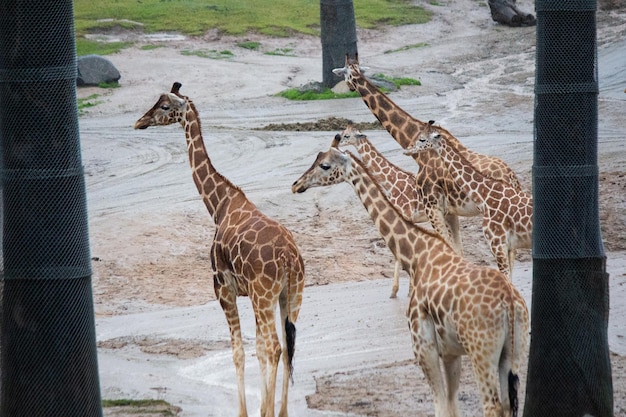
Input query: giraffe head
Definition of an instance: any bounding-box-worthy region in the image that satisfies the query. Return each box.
[403,120,441,156]
[134,82,188,129]
[331,124,365,149]
[332,54,367,91]
[291,147,351,193]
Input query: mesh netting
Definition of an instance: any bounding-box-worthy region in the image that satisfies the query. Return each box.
[0,2,102,416]
[527,1,612,416]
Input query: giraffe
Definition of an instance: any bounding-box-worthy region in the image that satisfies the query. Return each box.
[134,82,305,417]
[332,55,523,254]
[332,124,438,298]
[292,147,529,417]
[405,121,533,279]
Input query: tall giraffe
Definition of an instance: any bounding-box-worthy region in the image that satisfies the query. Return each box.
[134,83,305,417]
[405,121,533,279]
[332,55,523,254]
[333,124,435,298]
[292,148,528,417]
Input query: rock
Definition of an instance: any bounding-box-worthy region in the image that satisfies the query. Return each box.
[77,55,121,86]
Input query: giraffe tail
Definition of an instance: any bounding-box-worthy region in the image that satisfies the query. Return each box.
[281,252,298,382]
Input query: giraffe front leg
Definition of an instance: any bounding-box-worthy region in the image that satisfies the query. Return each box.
[390,259,401,298]
[482,220,511,278]
[426,204,459,254]
[216,283,248,417]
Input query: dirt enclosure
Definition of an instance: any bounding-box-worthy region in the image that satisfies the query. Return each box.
[77,1,626,416]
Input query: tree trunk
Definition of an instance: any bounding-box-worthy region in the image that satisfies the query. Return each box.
[320,0,358,88]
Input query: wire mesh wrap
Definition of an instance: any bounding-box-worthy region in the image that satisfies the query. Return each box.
[526,0,613,416]
[0,1,102,416]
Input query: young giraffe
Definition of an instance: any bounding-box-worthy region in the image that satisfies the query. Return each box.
[405,121,533,279]
[332,124,458,298]
[292,148,528,417]
[332,55,523,254]
[134,83,305,417]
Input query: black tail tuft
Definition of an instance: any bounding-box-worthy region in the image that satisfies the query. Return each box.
[285,317,297,383]
[508,371,519,417]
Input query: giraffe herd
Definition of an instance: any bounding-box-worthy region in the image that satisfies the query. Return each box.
[134,52,531,417]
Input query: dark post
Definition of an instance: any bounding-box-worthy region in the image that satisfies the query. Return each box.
[525,0,612,416]
[320,0,358,88]
[0,1,103,416]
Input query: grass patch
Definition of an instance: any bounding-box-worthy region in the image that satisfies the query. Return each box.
[264,48,295,56]
[102,398,180,416]
[141,44,166,51]
[74,0,431,39]
[384,42,429,54]
[237,41,261,50]
[76,38,132,56]
[98,81,120,89]
[372,73,421,88]
[78,94,104,115]
[278,88,359,100]
[180,49,235,59]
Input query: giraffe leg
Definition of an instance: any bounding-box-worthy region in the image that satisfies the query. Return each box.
[468,347,505,417]
[390,259,401,298]
[444,213,463,255]
[252,294,282,417]
[426,205,459,254]
[278,288,291,417]
[442,355,462,417]
[507,247,516,280]
[483,220,511,278]
[216,283,248,417]
[407,297,449,417]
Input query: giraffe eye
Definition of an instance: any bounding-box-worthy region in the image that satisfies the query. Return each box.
[160,105,170,111]
[320,163,331,171]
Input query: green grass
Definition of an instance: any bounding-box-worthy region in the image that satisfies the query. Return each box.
[265,48,296,57]
[77,94,103,115]
[102,399,180,416]
[372,73,421,88]
[180,49,235,59]
[384,42,429,54]
[277,88,360,100]
[74,0,431,55]
[237,41,261,50]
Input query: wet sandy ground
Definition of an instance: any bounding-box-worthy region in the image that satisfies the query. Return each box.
[82,2,626,415]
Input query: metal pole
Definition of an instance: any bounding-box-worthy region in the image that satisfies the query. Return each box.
[525,0,612,415]
[0,1,103,416]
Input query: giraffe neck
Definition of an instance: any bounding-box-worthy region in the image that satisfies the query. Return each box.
[181,103,245,221]
[344,154,447,273]
[436,139,494,203]
[354,136,398,185]
[351,74,428,149]
[352,72,471,154]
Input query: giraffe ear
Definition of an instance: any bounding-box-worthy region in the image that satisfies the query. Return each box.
[332,66,348,76]
[166,93,186,107]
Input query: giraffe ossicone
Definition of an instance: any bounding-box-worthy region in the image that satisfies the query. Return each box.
[292,147,529,417]
[134,83,305,417]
